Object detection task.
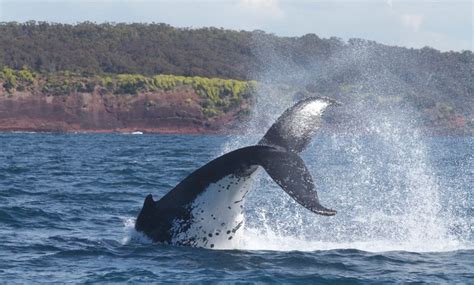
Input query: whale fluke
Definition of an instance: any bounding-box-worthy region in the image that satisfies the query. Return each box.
[259,147,336,216]
[259,97,340,153]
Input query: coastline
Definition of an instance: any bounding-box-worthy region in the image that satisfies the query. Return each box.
[0,80,250,136]
[1,124,471,137]
[0,126,222,135]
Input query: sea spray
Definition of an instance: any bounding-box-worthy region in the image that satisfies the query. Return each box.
[233,95,470,252]
[121,217,152,245]
[225,34,472,252]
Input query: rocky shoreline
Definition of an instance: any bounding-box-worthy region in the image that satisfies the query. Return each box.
[0,89,247,135]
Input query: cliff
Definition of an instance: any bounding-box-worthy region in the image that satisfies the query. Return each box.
[0,72,254,133]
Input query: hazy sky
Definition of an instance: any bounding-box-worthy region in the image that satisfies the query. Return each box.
[0,0,472,51]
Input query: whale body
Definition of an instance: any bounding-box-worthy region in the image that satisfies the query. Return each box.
[135,97,339,248]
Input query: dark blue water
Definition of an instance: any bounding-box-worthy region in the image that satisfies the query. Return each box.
[0,133,472,283]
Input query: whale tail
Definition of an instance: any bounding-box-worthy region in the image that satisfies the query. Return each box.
[257,146,337,216]
[259,97,340,153]
[256,97,340,216]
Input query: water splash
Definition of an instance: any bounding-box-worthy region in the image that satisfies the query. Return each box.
[228,96,472,253]
[222,35,473,253]
[121,217,152,245]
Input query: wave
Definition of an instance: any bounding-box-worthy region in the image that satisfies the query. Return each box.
[121,216,473,253]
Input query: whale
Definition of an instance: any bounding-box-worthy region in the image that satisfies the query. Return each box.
[135,97,340,248]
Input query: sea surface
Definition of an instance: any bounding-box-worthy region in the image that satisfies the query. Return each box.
[0,133,472,283]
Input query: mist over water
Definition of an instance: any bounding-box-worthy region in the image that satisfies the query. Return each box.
[220,35,473,253]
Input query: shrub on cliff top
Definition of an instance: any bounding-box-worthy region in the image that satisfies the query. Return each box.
[116,74,150,94]
[0,67,17,92]
[17,67,36,84]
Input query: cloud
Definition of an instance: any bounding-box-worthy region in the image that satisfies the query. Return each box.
[238,0,284,19]
[401,13,424,32]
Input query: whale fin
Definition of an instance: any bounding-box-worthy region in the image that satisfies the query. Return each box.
[258,147,336,216]
[259,97,340,153]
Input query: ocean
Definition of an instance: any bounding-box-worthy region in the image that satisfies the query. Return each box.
[0,133,472,283]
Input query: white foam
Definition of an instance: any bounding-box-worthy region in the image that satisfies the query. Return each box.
[122,131,144,135]
[121,217,152,245]
[236,227,472,252]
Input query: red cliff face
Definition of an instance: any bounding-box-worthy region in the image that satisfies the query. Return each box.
[0,89,244,133]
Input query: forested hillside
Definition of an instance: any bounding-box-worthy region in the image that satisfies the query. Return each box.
[0,22,256,79]
[0,22,472,133]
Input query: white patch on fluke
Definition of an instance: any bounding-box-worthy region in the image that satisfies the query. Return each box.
[171,171,260,249]
[288,100,329,138]
[300,100,329,117]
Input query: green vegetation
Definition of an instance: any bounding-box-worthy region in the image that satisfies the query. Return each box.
[97,73,256,117]
[0,67,17,92]
[0,67,256,118]
[17,67,35,83]
[151,75,256,117]
[116,74,150,94]
[0,66,37,92]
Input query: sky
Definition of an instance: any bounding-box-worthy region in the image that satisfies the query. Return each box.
[0,0,472,52]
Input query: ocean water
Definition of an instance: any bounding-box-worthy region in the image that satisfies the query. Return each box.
[0,133,472,283]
